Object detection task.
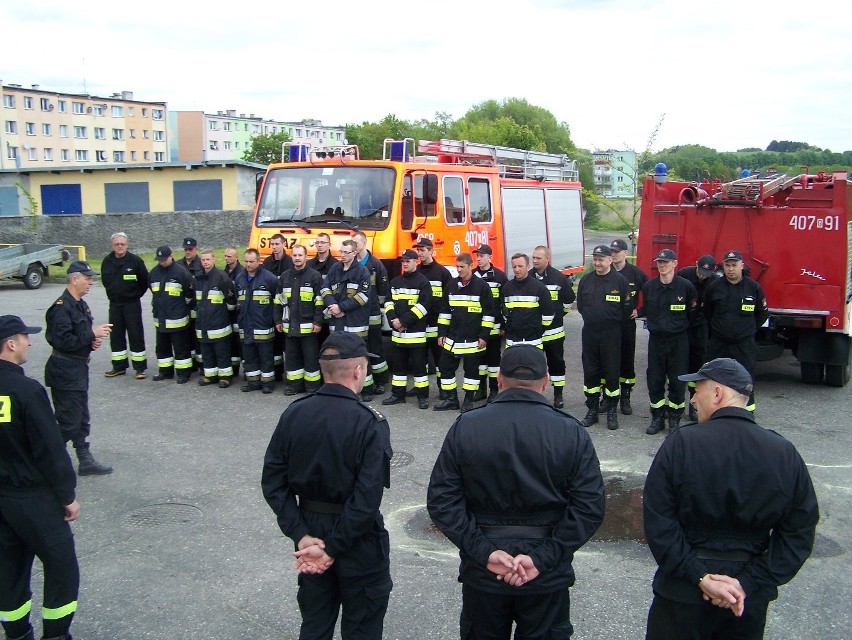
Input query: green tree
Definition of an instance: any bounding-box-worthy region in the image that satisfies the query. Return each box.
[243,131,292,165]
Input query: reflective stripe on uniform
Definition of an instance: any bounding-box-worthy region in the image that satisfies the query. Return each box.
[41,600,77,620]
[0,599,32,622]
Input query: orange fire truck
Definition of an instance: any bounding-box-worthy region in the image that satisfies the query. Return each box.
[248,138,586,278]
[636,167,852,387]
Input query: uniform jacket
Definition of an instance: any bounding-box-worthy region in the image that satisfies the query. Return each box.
[417,260,453,337]
[234,268,279,342]
[359,251,390,326]
[474,265,508,335]
[640,275,699,336]
[427,388,605,593]
[101,251,149,303]
[224,261,245,281]
[703,276,769,343]
[437,275,494,354]
[615,261,648,314]
[307,254,338,281]
[262,253,294,277]
[194,266,237,342]
[501,276,555,345]
[577,269,632,326]
[262,384,392,576]
[0,360,76,506]
[321,261,372,336]
[533,265,576,342]
[178,255,204,279]
[644,407,819,603]
[275,266,324,336]
[44,289,96,391]
[385,270,432,347]
[676,266,719,327]
[149,261,195,333]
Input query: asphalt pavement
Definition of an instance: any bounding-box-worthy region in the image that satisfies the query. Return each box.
[1,280,849,639]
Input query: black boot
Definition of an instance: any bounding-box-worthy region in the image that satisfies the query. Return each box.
[460,392,475,413]
[433,392,460,411]
[581,396,600,427]
[668,410,683,432]
[620,385,633,415]
[241,381,262,392]
[597,391,607,412]
[606,403,619,430]
[472,378,487,402]
[646,408,666,435]
[76,444,113,475]
[42,635,72,640]
[382,394,406,406]
[487,379,499,403]
[8,625,35,640]
[553,387,564,409]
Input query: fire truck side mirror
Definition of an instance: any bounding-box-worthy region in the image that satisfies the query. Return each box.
[255,173,265,203]
[423,173,438,205]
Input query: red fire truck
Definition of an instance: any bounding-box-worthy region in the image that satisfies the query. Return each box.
[637,167,851,387]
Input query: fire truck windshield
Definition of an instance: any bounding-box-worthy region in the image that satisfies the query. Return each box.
[256,166,395,230]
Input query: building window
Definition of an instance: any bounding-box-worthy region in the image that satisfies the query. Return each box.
[113,151,125,162]
[128,107,135,116]
[251,124,260,134]
[4,121,16,134]
[223,141,231,150]
[7,146,18,160]
[42,123,51,136]
[153,130,164,141]
[72,101,85,114]
[58,100,67,113]
[61,149,70,161]
[111,105,123,117]
[27,147,37,161]
[295,128,302,137]
[40,98,50,111]
[209,121,219,130]
[92,104,105,116]
[23,97,33,109]
[144,151,150,160]
[75,149,89,162]
[234,141,240,149]
[141,108,148,117]
[25,122,36,135]
[152,109,164,120]
[244,123,249,131]
[94,127,105,139]
[95,150,107,162]
[209,141,219,151]
[43,148,53,161]
[2,95,14,108]
[112,128,124,140]
[130,150,137,160]
[74,126,87,138]
[223,122,231,131]
[154,151,165,162]
[59,125,68,137]
[129,129,136,138]
[142,130,149,139]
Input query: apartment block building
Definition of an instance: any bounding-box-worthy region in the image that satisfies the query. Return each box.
[170,110,346,162]
[593,149,637,198]
[0,82,169,170]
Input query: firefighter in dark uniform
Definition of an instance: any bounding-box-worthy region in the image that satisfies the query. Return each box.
[703,250,768,412]
[532,245,576,409]
[101,231,149,379]
[640,249,699,435]
[263,233,295,381]
[414,237,453,398]
[472,244,507,403]
[434,253,494,413]
[274,245,324,396]
[44,261,113,476]
[610,238,648,415]
[676,254,719,420]
[177,237,204,370]
[307,233,338,350]
[381,249,432,409]
[501,253,555,349]
[428,345,605,639]
[0,316,81,640]
[235,249,279,393]
[195,249,237,388]
[149,246,195,383]
[262,332,393,640]
[644,358,819,640]
[353,231,390,399]
[577,245,632,430]
[223,246,245,377]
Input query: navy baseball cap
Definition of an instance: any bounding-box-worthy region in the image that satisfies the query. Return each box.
[183,237,198,248]
[654,249,677,261]
[473,244,493,255]
[697,255,717,277]
[500,344,548,380]
[156,246,173,259]
[413,237,433,248]
[319,333,378,360]
[0,315,42,341]
[723,250,743,262]
[67,260,97,276]
[610,239,629,251]
[400,249,418,260]
[679,358,754,396]
[592,245,612,257]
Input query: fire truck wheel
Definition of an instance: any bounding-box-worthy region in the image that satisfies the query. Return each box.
[800,362,824,385]
[824,364,850,388]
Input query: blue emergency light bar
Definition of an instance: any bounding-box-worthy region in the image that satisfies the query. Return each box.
[389,141,409,162]
[288,145,309,162]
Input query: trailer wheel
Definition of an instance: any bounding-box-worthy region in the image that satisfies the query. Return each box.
[23,266,44,289]
[800,362,824,385]
[825,364,850,388]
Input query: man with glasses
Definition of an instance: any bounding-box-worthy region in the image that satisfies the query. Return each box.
[308,233,338,348]
[263,234,295,381]
[352,231,390,400]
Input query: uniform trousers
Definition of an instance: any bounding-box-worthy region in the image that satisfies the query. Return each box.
[0,493,79,639]
[155,329,193,379]
[273,332,285,379]
[646,594,769,640]
[242,340,275,383]
[188,318,201,366]
[390,345,428,398]
[200,339,233,379]
[426,335,441,377]
[479,336,502,391]
[647,332,689,411]
[437,350,481,394]
[285,335,321,392]
[619,320,638,387]
[230,325,242,374]
[296,569,392,640]
[366,324,388,386]
[581,322,622,405]
[685,321,709,398]
[50,389,90,450]
[543,336,567,388]
[108,299,147,372]
[461,584,567,640]
[707,335,757,409]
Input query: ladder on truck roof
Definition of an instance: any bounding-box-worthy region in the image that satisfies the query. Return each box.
[416,139,579,182]
[718,173,790,203]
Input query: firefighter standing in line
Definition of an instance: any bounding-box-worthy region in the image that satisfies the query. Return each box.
[100,232,149,379]
[382,249,432,409]
[640,249,699,435]
[610,238,648,415]
[577,245,632,430]
[44,261,113,476]
[353,231,390,399]
[235,249,279,394]
[149,246,195,384]
[434,253,494,413]
[532,245,576,409]
[414,238,453,398]
[472,244,507,403]
[307,232,338,350]
[703,250,768,412]
[262,234,295,382]
[195,249,237,389]
[223,246,244,377]
[178,237,204,371]
[676,254,719,421]
[500,253,555,349]
[275,245,324,396]
[428,345,605,639]
[0,316,81,640]
[261,332,393,640]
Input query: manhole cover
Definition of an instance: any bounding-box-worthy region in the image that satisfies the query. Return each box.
[404,505,451,544]
[122,503,203,530]
[390,451,414,468]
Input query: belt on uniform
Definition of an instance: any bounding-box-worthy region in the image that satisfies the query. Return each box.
[299,498,345,515]
[51,350,91,364]
[695,548,755,562]
[480,525,554,539]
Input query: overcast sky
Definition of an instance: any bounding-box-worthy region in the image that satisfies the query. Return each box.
[4,0,851,153]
